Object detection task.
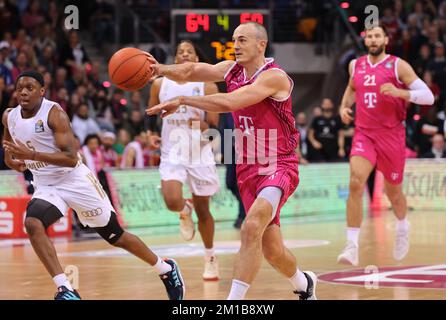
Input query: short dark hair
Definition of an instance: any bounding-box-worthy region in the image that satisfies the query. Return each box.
[364,24,388,36]
[16,71,45,87]
[84,134,100,146]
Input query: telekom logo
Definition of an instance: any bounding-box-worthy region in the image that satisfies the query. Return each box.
[364,92,377,109]
[239,116,254,134]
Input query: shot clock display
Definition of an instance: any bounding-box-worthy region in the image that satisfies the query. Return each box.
[171,9,270,63]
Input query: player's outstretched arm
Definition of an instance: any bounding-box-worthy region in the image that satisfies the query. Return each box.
[380,59,434,105]
[3,105,79,167]
[339,59,356,125]
[2,109,26,172]
[147,69,290,116]
[147,52,234,83]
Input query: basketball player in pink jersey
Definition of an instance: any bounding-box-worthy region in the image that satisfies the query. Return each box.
[337,26,434,266]
[146,22,317,300]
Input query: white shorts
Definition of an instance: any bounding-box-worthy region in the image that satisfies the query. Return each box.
[32,164,115,228]
[159,161,220,196]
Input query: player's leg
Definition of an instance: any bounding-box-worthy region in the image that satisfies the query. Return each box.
[262,224,317,300]
[337,155,374,266]
[161,179,195,241]
[384,180,410,260]
[227,197,272,300]
[64,164,185,299]
[188,165,220,280]
[25,197,81,300]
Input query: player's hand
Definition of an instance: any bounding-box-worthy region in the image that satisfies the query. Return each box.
[148,135,161,149]
[146,98,181,118]
[3,140,34,161]
[338,148,346,158]
[380,83,401,98]
[7,159,26,172]
[144,52,161,81]
[340,107,353,124]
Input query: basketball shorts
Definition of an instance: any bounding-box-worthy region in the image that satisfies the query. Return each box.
[350,127,406,185]
[236,161,299,226]
[159,161,220,196]
[32,164,115,228]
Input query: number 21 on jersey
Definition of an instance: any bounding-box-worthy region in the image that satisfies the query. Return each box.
[363,75,376,108]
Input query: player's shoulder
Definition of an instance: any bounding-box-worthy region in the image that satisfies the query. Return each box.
[2,107,15,126]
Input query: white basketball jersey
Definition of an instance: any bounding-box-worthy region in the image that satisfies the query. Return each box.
[159,77,215,166]
[7,98,79,184]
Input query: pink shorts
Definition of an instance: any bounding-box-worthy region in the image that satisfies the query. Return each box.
[236,160,299,226]
[350,128,406,185]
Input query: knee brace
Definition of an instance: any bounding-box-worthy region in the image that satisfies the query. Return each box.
[26,198,64,229]
[94,211,124,244]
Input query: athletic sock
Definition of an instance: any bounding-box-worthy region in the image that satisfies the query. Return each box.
[227,279,250,300]
[288,269,308,292]
[204,248,215,259]
[347,227,360,247]
[53,273,73,291]
[154,256,173,275]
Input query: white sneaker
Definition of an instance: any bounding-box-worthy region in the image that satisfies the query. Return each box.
[179,199,195,241]
[337,241,359,266]
[294,271,317,300]
[393,223,410,261]
[203,256,219,281]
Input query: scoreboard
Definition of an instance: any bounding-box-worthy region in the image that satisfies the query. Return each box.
[171,9,271,63]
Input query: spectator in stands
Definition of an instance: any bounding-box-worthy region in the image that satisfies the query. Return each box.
[419,133,446,158]
[0,53,12,87]
[120,131,150,169]
[53,67,76,94]
[308,98,344,162]
[414,107,443,155]
[11,52,30,83]
[80,134,104,176]
[0,0,19,36]
[60,30,90,77]
[90,0,115,48]
[101,131,119,168]
[295,112,309,163]
[38,44,57,75]
[110,88,127,129]
[130,91,143,110]
[413,44,432,77]
[114,128,131,158]
[123,108,145,139]
[20,0,45,37]
[0,40,13,71]
[427,41,446,105]
[72,103,101,144]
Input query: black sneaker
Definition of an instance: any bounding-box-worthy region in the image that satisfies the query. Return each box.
[54,286,81,300]
[294,271,317,300]
[159,258,185,300]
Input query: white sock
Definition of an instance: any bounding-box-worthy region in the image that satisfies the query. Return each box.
[53,273,73,291]
[289,269,308,292]
[347,227,360,247]
[396,218,410,232]
[227,279,250,300]
[204,248,215,259]
[153,256,173,275]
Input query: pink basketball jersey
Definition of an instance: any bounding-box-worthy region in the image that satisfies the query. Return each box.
[224,58,299,168]
[353,54,408,130]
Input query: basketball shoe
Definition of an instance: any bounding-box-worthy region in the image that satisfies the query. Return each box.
[203,255,219,281]
[393,221,410,261]
[54,286,81,300]
[294,271,317,300]
[337,240,359,266]
[159,258,185,300]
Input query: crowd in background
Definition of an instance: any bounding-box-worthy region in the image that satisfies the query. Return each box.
[1,0,446,176]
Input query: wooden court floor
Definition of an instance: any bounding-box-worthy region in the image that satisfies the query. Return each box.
[1,210,446,300]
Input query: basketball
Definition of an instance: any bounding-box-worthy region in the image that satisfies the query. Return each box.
[108,47,152,91]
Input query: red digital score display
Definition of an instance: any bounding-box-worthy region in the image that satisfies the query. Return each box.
[185,13,264,33]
